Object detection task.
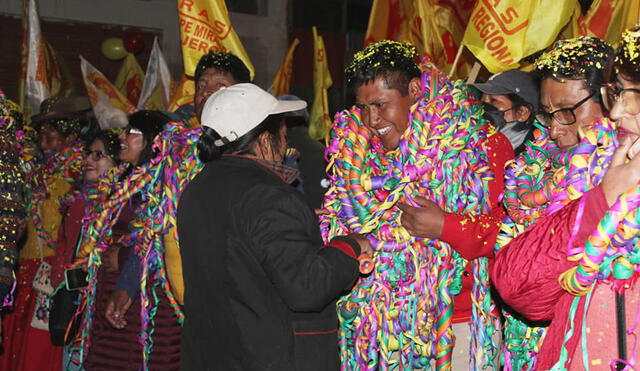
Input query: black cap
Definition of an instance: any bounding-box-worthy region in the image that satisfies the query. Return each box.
[470,70,539,112]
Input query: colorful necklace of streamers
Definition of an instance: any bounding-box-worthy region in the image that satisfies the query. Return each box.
[495,118,615,370]
[68,121,203,370]
[320,64,498,370]
[24,142,84,250]
[552,121,640,370]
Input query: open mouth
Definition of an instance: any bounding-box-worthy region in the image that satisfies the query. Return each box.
[120,143,129,150]
[377,126,392,136]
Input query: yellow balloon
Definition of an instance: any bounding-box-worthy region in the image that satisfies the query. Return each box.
[101,38,127,61]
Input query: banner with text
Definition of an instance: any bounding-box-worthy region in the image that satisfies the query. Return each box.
[462,0,574,73]
[177,0,254,79]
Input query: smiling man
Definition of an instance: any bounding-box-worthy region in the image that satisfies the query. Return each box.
[322,41,512,370]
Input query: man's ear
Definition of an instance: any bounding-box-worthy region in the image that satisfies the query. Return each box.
[408,77,422,101]
[515,105,532,122]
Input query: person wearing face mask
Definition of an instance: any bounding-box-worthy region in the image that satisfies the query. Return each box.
[318,41,511,369]
[489,37,626,370]
[471,70,539,155]
[0,96,87,371]
[177,83,373,371]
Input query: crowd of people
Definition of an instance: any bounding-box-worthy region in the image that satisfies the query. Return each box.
[0,26,639,371]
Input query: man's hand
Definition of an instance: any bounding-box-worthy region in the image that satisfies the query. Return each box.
[602,138,640,207]
[398,196,445,239]
[105,289,133,329]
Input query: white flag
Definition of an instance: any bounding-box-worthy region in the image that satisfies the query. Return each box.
[24,0,49,115]
[80,56,134,129]
[138,37,172,110]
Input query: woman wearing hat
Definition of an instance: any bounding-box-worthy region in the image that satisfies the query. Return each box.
[177,83,372,371]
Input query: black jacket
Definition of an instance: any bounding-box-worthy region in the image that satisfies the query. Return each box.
[177,155,360,371]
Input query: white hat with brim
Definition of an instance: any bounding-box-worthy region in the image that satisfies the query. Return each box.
[201,83,307,147]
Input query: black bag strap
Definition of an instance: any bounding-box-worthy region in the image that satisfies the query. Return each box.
[615,292,627,371]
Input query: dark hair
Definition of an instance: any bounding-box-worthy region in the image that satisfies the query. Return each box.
[90,129,121,162]
[194,51,251,85]
[615,27,640,82]
[127,110,170,165]
[345,41,421,96]
[535,36,613,105]
[198,114,285,163]
[506,93,535,123]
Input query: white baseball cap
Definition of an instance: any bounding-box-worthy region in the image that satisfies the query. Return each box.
[201,83,307,147]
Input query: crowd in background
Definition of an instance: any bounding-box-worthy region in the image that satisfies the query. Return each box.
[0,26,639,371]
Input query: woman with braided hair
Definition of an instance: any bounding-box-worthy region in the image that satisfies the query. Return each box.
[320,40,512,370]
[491,36,640,370]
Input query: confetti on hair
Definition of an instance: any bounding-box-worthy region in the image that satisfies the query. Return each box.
[320,60,499,370]
[535,36,612,80]
[615,26,640,74]
[345,40,420,85]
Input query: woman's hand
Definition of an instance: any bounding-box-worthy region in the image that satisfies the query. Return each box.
[105,289,133,329]
[602,138,640,206]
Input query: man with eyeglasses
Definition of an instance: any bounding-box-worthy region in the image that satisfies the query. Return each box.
[534,40,610,152]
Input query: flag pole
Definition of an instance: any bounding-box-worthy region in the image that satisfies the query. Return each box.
[466,61,481,83]
[448,44,465,78]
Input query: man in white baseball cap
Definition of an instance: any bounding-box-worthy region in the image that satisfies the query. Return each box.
[178,82,373,371]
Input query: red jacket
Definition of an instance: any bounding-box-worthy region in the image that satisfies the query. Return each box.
[439,131,513,323]
[491,186,611,369]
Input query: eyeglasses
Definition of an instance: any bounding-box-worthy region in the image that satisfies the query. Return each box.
[83,149,110,161]
[124,126,143,135]
[601,83,640,115]
[536,93,595,128]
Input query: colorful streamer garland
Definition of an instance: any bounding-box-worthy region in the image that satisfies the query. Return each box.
[495,118,616,370]
[320,61,499,370]
[68,121,203,370]
[24,141,84,251]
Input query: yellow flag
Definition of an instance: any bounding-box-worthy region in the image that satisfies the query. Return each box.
[177,0,254,79]
[115,53,145,106]
[308,27,333,141]
[563,0,639,47]
[270,38,300,97]
[462,0,574,73]
[168,75,195,112]
[81,56,135,129]
[364,0,474,77]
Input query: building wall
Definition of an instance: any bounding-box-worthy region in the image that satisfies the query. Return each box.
[0,0,288,89]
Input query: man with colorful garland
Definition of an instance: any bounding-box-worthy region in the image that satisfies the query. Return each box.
[319,41,512,369]
[491,36,618,370]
